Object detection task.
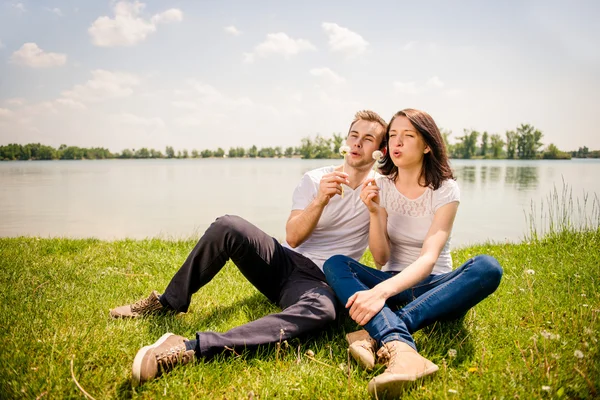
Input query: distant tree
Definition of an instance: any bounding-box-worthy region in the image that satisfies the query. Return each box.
[505,130,517,159]
[490,134,505,159]
[258,147,275,157]
[120,149,134,158]
[176,150,182,158]
[248,145,258,158]
[182,149,189,158]
[332,133,344,157]
[191,149,199,158]
[440,128,453,156]
[516,124,543,159]
[228,147,238,158]
[284,146,294,157]
[150,149,163,158]
[135,148,150,158]
[236,147,245,157]
[480,131,489,157]
[165,146,175,159]
[455,129,479,159]
[299,137,315,159]
[200,149,212,158]
[543,143,571,159]
[575,146,589,158]
[214,147,225,158]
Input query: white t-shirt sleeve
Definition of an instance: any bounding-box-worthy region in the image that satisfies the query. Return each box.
[432,179,460,212]
[376,176,388,209]
[291,172,318,210]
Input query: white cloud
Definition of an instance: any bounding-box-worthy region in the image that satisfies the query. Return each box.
[11,2,26,12]
[151,9,183,24]
[88,1,182,47]
[0,108,14,118]
[426,76,445,88]
[10,43,67,68]
[224,25,241,36]
[47,7,63,16]
[249,32,316,60]
[114,112,165,128]
[310,67,346,84]
[6,98,26,106]
[393,81,419,95]
[322,22,368,58]
[61,70,140,103]
[55,98,86,110]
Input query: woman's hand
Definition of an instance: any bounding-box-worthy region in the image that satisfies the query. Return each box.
[360,178,381,213]
[346,288,386,326]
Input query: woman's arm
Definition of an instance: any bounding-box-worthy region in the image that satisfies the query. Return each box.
[346,201,459,326]
[360,178,390,267]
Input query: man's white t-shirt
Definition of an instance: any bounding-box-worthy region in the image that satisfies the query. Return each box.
[283,166,375,271]
[378,177,460,275]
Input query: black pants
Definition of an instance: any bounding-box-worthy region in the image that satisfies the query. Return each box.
[161,215,338,359]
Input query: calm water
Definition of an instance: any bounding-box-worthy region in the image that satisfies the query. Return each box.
[1,158,599,247]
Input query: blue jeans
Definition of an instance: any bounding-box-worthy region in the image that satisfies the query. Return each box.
[323,255,503,350]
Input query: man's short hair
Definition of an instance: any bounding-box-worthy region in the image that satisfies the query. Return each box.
[348,110,388,148]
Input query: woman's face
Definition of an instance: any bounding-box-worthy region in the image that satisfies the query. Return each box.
[387,116,430,169]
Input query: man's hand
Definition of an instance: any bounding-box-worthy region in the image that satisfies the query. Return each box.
[360,178,381,213]
[346,288,386,326]
[317,171,350,206]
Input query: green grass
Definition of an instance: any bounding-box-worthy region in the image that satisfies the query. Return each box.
[1,226,599,398]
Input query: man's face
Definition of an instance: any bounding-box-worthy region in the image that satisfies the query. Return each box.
[344,119,385,169]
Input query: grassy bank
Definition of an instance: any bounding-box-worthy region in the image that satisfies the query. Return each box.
[0,228,598,399]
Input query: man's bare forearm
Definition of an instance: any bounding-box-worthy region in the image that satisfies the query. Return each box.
[285,198,327,248]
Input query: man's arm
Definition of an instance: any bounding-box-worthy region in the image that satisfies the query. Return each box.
[285,171,349,248]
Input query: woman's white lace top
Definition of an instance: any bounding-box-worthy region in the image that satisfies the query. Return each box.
[377,177,460,274]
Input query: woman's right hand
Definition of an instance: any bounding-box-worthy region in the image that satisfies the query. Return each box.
[360,178,381,213]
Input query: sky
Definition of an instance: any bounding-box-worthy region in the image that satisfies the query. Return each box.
[0,0,599,153]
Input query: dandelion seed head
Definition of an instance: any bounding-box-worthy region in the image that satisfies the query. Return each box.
[305,349,315,357]
[541,330,559,340]
[525,269,535,275]
[448,349,457,358]
[372,150,384,161]
[574,350,584,359]
[541,386,551,392]
[448,389,458,394]
[339,145,350,156]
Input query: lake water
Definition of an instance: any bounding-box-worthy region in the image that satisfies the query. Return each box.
[1,158,599,247]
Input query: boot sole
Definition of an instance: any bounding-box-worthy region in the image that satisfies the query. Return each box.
[131,333,174,386]
[349,345,375,371]
[368,364,439,397]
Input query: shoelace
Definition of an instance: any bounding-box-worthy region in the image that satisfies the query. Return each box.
[131,293,161,313]
[156,346,192,372]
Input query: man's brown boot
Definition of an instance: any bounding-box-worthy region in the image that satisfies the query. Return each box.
[131,333,195,386]
[368,340,438,398]
[346,329,377,370]
[110,290,166,318]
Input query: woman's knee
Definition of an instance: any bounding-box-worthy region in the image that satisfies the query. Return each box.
[323,254,353,281]
[474,254,503,291]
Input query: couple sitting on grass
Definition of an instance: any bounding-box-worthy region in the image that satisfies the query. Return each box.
[110,108,503,398]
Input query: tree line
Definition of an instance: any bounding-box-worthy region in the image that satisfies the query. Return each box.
[1,124,598,161]
[442,123,597,159]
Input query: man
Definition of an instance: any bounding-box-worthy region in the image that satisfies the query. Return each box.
[110,110,388,386]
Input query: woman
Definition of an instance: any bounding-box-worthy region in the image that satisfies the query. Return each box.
[323,109,503,397]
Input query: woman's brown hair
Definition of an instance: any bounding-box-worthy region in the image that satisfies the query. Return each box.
[379,108,454,189]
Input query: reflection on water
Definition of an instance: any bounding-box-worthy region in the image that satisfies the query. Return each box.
[453,163,539,189]
[1,159,599,247]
